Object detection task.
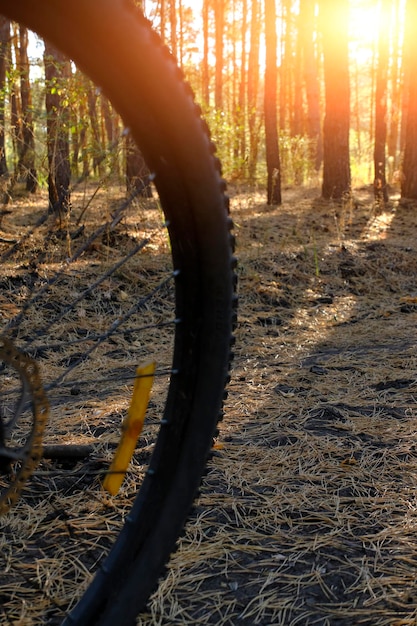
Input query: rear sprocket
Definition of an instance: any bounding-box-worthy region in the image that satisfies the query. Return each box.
[0,337,49,515]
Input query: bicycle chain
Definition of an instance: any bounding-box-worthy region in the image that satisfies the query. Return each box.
[0,337,49,516]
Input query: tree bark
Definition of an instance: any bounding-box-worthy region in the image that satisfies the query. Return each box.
[299,0,322,170]
[320,0,351,200]
[170,0,178,60]
[44,40,71,216]
[373,0,390,204]
[201,0,210,108]
[9,24,20,174]
[160,0,166,41]
[86,82,104,176]
[126,134,152,198]
[214,0,224,110]
[387,0,401,175]
[264,0,281,205]
[279,0,292,132]
[401,0,417,198]
[18,25,37,192]
[0,16,9,178]
[231,0,247,176]
[292,6,304,138]
[247,0,261,182]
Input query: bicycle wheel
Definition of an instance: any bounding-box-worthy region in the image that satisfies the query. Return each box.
[0,1,236,624]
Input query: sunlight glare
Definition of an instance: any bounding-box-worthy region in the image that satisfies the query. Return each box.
[349,0,403,66]
[350,2,379,65]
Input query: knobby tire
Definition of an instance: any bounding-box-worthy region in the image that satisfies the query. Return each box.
[0,1,236,624]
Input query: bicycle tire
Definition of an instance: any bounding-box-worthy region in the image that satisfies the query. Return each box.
[0,1,236,624]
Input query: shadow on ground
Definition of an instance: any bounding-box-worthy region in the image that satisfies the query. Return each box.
[138,185,417,626]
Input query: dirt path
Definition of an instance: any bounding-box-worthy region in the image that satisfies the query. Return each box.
[138,186,417,625]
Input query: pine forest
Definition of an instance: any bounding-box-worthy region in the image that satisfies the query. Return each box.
[3,2,417,625]
[0,0,414,204]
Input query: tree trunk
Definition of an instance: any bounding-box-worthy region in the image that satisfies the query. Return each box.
[126,133,152,198]
[18,25,37,192]
[0,16,9,179]
[231,0,246,176]
[353,58,362,164]
[124,0,152,198]
[86,83,104,176]
[320,0,351,200]
[160,0,166,41]
[170,0,177,60]
[178,0,184,67]
[201,0,210,108]
[72,71,90,180]
[70,105,80,178]
[387,0,401,176]
[44,40,71,216]
[264,0,281,205]
[214,0,224,110]
[400,0,411,157]
[101,95,121,176]
[299,0,322,170]
[373,0,390,204]
[279,0,292,132]
[401,0,417,198]
[9,24,20,175]
[247,0,261,182]
[292,6,304,138]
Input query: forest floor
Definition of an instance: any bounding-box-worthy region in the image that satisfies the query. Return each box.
[138,184,417,626]
[2,182,417,625]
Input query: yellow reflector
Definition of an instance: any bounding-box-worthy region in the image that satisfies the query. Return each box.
[103,362,155,496]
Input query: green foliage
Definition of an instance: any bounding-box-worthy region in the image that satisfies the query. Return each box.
[203,108,247,181]
[279,132,318,187]
[349,128,374,187]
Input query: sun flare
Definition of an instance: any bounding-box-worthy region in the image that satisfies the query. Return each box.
[349,0,404,65]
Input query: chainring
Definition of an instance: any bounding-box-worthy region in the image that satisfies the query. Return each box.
[0,336,49,515]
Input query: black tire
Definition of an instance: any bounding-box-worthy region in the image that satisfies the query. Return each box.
[0,1,236,624]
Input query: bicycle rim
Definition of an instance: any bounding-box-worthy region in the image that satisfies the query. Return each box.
[0,1,236,624]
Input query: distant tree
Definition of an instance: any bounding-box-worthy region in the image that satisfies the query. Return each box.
[70,71,90,180]
[44,40,71,216]
[320,0,351,200]
[177,0,185,67]
[159,0,166,41]
[0,16,9,178]
[299,0,322,170]
[9,26,20,175]
[264,0,281,205]
[17,26,37,192]
[401,0,417,198]
[387,0,402,174]
[86,81,107,176]
[279,0,292,132]
[373,0,390,203]
[214,0,224,110]
[292,9,303,139]
[101,95,120,156]
[126,133,152,198]
[125,0,152,196]
[278,0,301,136]
[247,0,261,182]
[400,0,411,157]
[232,0,247,175]
[201,0,210,108]
[170,0,178,59]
